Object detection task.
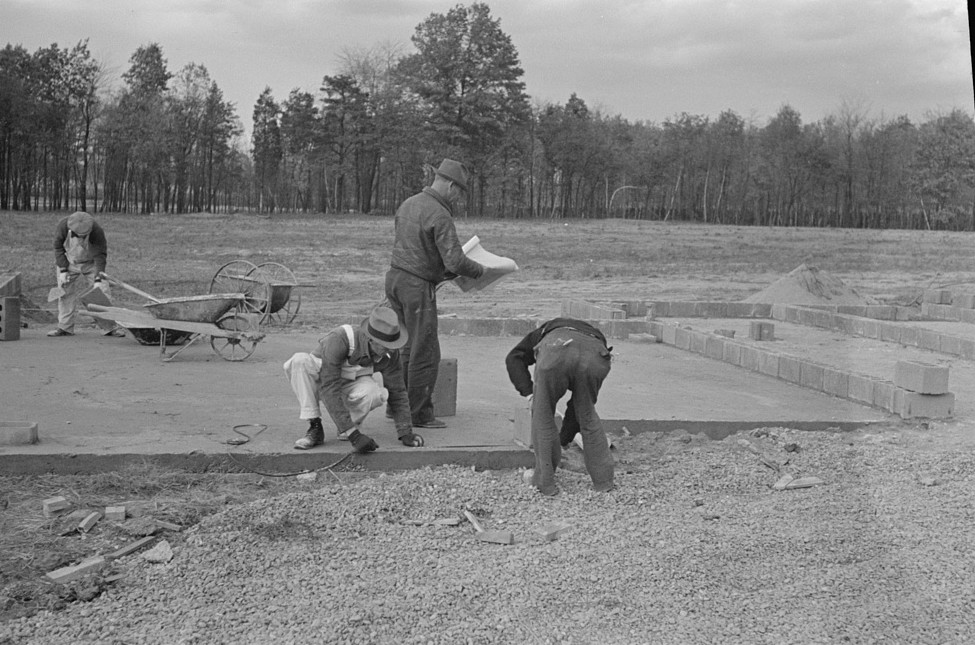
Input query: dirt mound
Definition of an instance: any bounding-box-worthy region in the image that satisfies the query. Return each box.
[743,264,875,305]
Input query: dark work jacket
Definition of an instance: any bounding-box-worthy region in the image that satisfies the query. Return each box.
[504,318,610,396]
[54,217,108,274]
[389,187,484,284]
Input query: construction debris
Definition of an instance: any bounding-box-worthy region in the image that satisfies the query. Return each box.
[105,536,157,561]
[46,557,107,584]
[78,511,102,533]
[42,496,71,518]
[537,522,571,542]
[143,540,174,563]
[463,510,514,545]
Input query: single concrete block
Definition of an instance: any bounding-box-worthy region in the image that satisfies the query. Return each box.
[432,358,457,417]
[939,335,966,358]
[614,301,649,318]
[894,361,949,394]
[713,329,736,338]
[776,355,801,383]
[0,272,21,297]
[0,421,38,445]
[739,346,761,372]
[770,304,788,321]
[689,331,707,355]
[800,362,826,391]
[650,301,671,317]
[46,556,107,584]
[0,297,21,341]
[953,293,975,309]
[78,511,102,533]
[823,368,850,399]
[705,335,725,360]
[43,496,71,517]
[917,327,941,352]
[105,506,126,522]
[899,326,920,348]
[513,405,532,448]
[860,318,880,339]
[879,323,902,344]
[872,381,897,412]
[537,522,572,542]
[698,302,729,318]
[759,351,782,378]
[660,324,677,346]
[958,338,975,360]
[961,309,975,324]
[748,321,775,341]
[847,374,877,405]
[674,327,692,351]
[896,391,955,419]
[723,341,742,366]
[923,289,952,305]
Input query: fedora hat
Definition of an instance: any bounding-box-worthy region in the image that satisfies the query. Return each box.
[434,158,469,191]
[361,307,408,350]
[67,211,94,236]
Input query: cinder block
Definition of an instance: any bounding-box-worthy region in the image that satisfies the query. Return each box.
[668,302,697,317]
[513,405,532,448]
[823,368,849,398]
[958,338,975,360]
[860,318,880,339]
[770,304,788,321]
[896,391,955,419]
[879,323,901,344]
[894,360,949,394]
[674,327,692,350]
[723,341,742,365]
[0,297,21,341]
[899,326,919,348]
[848,374,877,404]
[432,358,457,417]
[468,318,504,336]
[46,556,108,583]
[939,335,965,358]
[660,324,677,346]
[0,273,21,297]
[105,506,126,521]
[650,301,671,317]
[748,321,775,341]
[740,346,761,372]
[760,352,782,378]
[800,362,826,391]
[0,421,38,445]
[923,289,952,304]
[872,381,897,412]
[705,335,725,360]
[689,331,707,354]
[43,496,71,517]
[777,355,800,383]
[953,293,975,309]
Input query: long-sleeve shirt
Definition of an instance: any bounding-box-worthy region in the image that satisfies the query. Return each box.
[389,187,484,284]
[504,318,610,396]
[54,217,108,274]
[313,325,412,434]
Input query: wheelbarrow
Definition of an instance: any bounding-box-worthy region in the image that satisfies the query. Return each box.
[209,260,308,325]
[85,279,265,362]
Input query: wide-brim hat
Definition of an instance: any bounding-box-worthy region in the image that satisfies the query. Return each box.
[361,307,408,350]
[67,211,94,236]
[434,158,469,192]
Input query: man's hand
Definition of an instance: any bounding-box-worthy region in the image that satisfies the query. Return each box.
[56,270,69,288]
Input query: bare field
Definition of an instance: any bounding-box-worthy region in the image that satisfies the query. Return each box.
[3,211,973,328]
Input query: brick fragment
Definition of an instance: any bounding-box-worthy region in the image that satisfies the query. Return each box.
[78,511,102,533]
[42,496,71,518]
[105,506,126,521]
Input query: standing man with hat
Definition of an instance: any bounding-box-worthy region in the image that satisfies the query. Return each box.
[385,159,502,428]
[48,211,115,337]
[283,307,424,452]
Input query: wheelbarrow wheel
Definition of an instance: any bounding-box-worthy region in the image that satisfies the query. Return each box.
[255,262,300,325]
[209,260,271,321]
[210,312,260,361]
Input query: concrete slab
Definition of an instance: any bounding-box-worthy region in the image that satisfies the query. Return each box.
[0,324,893,474]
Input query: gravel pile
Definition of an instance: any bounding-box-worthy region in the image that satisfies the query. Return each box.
[3,426,974,645]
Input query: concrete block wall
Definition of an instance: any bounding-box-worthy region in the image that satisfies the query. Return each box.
[922,302,975,324]
[647,320,955,419]
[770,304,975,360]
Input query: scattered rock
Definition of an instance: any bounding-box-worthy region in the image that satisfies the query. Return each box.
[142,540,173,564]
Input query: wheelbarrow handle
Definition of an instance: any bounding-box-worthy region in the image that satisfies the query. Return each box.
[98,272,162,303]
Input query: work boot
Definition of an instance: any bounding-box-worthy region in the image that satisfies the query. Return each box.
[294,420,325,450]
[347,429,378,454]
[47,328,74,337]
[414,418,447,429]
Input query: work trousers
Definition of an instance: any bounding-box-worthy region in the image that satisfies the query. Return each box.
[55,263,110,333]
[283,353,388,431]
[384,267,440,424]
[531,329,614,495]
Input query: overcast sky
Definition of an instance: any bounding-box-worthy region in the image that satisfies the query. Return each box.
[3,0,973,136]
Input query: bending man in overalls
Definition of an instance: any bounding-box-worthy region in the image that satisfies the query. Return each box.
[48,211,115,337]
[506,318,615,496]
[283,307,423,453]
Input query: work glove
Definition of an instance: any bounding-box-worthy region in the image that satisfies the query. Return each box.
[56,270,69,288]
[93,276,109,295]
[348,429,378,454]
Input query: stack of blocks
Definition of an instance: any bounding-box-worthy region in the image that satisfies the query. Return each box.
[0,272,22,341]
[894,360,954,419]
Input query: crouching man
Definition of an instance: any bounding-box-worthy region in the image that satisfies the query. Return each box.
[505,318,615,496]
[284,307,424,453]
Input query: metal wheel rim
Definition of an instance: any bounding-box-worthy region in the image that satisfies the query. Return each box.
[210,260,271,322]
[210,312,259,361]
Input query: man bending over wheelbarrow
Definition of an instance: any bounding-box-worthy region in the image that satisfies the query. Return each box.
[283,307,424,452]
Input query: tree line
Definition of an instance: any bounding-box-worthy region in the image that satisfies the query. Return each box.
[2,3,973,230]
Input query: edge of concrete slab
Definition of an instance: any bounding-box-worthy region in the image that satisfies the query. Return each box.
[0,419,882,475]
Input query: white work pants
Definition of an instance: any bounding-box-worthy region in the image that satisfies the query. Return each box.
[56,263,111,332]
[283,352,388,426]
